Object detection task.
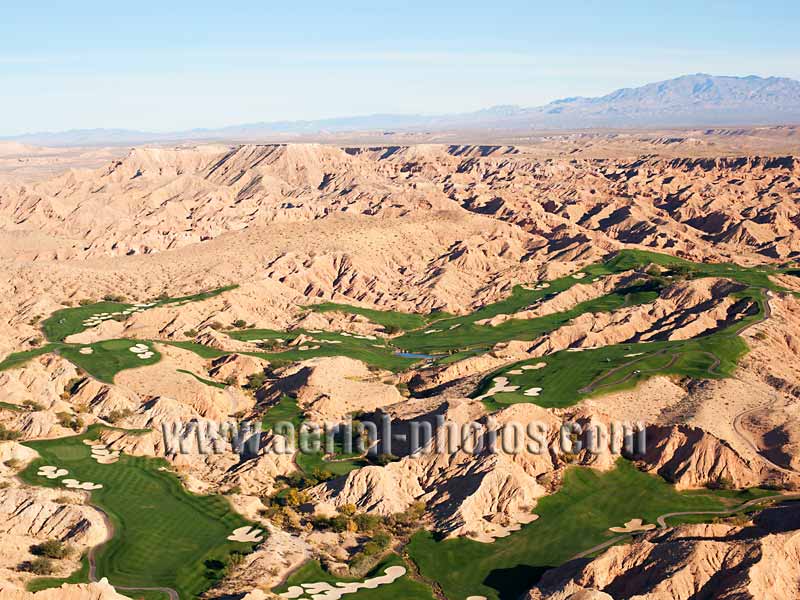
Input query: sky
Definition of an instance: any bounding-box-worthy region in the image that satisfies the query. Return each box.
[1,0,799,135]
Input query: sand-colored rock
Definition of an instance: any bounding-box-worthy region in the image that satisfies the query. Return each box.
[265,356,402,422]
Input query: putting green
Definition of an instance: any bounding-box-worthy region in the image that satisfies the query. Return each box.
[407,460,770,600]
[20,426,257,600]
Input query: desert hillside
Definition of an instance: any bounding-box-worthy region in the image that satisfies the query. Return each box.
[1,140,799,600]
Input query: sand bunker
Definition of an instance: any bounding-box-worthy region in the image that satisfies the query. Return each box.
[466,597,489,600]
[129,343,154,359]
[63,478,103,491]
[88,443,120,464]
[625,352,644,357]
[280,566,407,600]
[609,518,656,533]
[449,323,461,329]
[474,377,519,402]
[524,387,543,397]
[507,369,523,375]
[37,466,68,479]
[79,347,94,355]
[423,329,441,334]
[573,272,587,279]
[228,526,264,543]
[521,362,547,370]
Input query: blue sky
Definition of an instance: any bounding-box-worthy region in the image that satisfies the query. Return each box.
[1,1,798,135]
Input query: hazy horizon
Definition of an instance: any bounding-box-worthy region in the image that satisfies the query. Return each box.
[3,1,800,136]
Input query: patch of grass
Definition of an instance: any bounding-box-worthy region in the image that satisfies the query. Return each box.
[176,369,228,389]
[0,344,61,372]
[159,340,228,359]
[261,397,368,478]
[58,340,161,384]
[274,553,435,600]
[229,328,419,372]
[407,460,768,600]
[306,302,434,331]
[42,302,131,342]
[27,553,90,592]
[20,426,257,600]
[41,285,238,343]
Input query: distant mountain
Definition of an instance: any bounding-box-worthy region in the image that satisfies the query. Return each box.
[6,74,800,146]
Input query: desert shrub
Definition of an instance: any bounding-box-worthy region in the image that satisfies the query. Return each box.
[232,319,247,329]
[22,557,55,575]
[0,424,21,441]
[56,412,82,432]
[4,458,23,470]
[105,408,133,423]
[77,298,94,306]
[23,400,44,411]
[246,372,267,390]
[102,294,127,302]
[28,337,43,346]
[183,328,199,338]
[31,539,71,559]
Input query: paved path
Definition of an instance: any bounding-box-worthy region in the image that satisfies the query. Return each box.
[570,492,800,562]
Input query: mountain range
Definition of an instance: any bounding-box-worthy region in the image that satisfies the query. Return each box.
[6,73,800,146]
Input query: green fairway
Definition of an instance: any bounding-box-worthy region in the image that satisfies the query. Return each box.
[273,553,435,600]
[395,281,660,354]
[306,302,439,331]
[20,427,258,600]
[407,460,769,600]
[58,340,161,383]
[478,288,762,409]
[228,328,419,372]
[41,286,238,343]
[176,368,228,389]
[261,396,368,477]
[0,344,60,372]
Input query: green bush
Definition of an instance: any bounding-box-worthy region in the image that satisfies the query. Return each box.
[31,539,71,559]
[23,557,55,575]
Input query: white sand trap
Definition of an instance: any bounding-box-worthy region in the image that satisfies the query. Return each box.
[507,369,523,375]
[37,466,68,479]
[309,345,321,350]
[624,352,644,357]
[280,566,406,600]
[524,387,543,397]
[522,362,547,370]
[79,347,94,355]
[339,332,352,337]
[535,282,551,289]
[95,455,120,465]
[474,377,519,402]
[298,345,310,351]
[325,340,342,344]
[423,329,441,334]
[467,597,489,600]
[371,344,385,348]
[276,338,285,343]
[62,479,103,491]
[566,347,585,353]
[573,272,587,279]
[248,339,264,343]
[228,526,264,543]
[609,518,656,533]
[449,323,461,329]
[138,352,154,359]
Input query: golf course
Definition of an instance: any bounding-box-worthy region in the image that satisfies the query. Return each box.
[20,426,259,600]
